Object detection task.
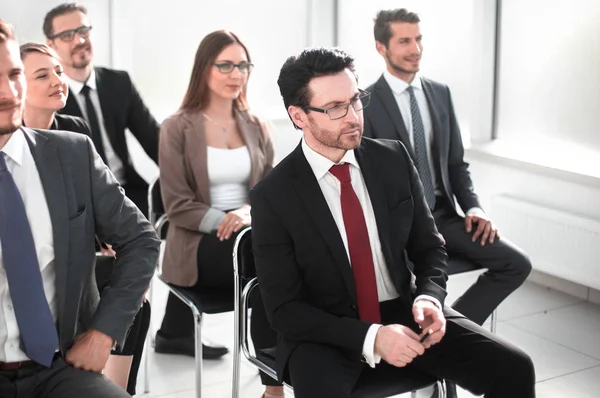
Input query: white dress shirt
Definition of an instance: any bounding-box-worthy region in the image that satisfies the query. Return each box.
[301,140,441,368]
[64,69,126,184]
[383,71,483,216]
[0,130,57,362]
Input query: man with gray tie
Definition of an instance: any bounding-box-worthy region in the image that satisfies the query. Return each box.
[362,9,533,397]
[0,20,159,397]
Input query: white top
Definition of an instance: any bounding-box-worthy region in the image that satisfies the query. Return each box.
[207,146,251,211]
[64,69,125,184]
[0,129,57,362]
[301,139,441,368]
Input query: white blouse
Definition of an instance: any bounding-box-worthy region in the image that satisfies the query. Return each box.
[206,146,251,211]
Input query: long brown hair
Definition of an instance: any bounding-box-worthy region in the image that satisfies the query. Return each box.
[179,30,251,113]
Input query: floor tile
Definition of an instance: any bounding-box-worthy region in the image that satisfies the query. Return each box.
[535,365,600,398]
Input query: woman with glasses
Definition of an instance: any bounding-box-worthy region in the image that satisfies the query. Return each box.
[157,31,283,397]
[19,42,150,397]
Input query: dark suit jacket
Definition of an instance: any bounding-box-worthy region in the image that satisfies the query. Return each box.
[251,138,448,382]
[21,127,160,352]
[59,66,160,188]
[363,75,481,213]
[51,113,91,136]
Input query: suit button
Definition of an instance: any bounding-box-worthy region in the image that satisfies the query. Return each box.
[351,304,357,311]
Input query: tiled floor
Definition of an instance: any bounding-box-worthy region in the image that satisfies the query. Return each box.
[136,271,600,398]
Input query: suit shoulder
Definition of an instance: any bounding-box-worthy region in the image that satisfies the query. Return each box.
[361,137,411,163]
[95,66,132,84]
[55,113,90,135]
[421,76,449,91]
[26,127,90,148]
[252,152,295,197]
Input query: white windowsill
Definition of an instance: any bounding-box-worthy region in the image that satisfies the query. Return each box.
[465,136,600,189]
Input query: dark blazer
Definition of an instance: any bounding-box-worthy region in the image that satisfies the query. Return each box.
[363,75,481,213]
[59,66,160,188]
[21,127,160,352]
[51,113,91,136]
[251,137,448,382]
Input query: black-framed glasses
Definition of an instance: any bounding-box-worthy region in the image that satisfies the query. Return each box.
[213,62,254,74]
[304,89,371,120]
[48,25,92,42]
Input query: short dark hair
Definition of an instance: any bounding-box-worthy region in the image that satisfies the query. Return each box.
[374,8,420,47]
[43,3,88,38]
[277,47,356,129]
[0,19,16,43]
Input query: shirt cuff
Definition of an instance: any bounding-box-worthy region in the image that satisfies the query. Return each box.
[362,324,383,368]
[198,208,227,233]
[414,295,442,310]
[466,207,485,217]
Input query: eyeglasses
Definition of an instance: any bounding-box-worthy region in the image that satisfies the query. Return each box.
[213,62,254,74]
[48,25,92,42]
[304,89,371,120]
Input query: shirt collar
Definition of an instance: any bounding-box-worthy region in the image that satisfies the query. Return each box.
[301,138,360,181]
[383,69,423,95]
[1,128,27,167]
[65,67,96,94]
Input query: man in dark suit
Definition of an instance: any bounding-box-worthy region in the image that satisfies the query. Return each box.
[251,47,535,398]
[363,9,532,330]
[44,3,159,216]
[0,20,159,397]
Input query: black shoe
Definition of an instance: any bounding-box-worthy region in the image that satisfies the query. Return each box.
[154,333,229,359]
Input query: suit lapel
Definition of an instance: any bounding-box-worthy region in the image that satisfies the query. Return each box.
[421,78,448,165]
[374,76,415,157]
[290,145,357,300]
[354,143,394,272]
[94,68,117,146]
[235,110,261,188]
[23,129,69,350]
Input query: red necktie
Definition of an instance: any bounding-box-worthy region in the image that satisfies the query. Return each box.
[330,163,381,324]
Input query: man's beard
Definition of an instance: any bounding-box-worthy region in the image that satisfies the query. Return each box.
[0,100,22,135]
[308,116,362,151]
[386,50,419,75]
[71,44,92,69]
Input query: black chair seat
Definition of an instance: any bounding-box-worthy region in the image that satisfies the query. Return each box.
[162,280,234,314]
[447,257,483,275]
[257,347,437,398]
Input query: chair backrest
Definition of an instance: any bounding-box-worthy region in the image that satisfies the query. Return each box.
[147,178,169,239]
[233,227,255,280]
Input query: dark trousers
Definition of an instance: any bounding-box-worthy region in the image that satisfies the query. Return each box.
[159,232,280,386]
[122,182,148,217]
[0,356,129,398]
[433,199,532,325]
[287,299,536,398]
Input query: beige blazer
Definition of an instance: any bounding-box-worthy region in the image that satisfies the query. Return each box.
[158,108,274,286]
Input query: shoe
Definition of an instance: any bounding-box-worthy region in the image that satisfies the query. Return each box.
[154,333,229,359]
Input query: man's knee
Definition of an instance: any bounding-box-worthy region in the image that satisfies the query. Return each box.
[510,250,533,283]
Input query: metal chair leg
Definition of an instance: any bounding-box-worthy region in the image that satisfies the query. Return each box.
[143,312,151,393]
[490,308,498,334]
[232,276,242,398]
[194,308,203,398]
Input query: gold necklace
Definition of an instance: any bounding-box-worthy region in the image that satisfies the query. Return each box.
[201,112,235,134]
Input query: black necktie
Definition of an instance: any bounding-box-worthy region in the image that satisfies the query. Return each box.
[80,84,107,162]
[0,153,59,366]
[407,86,436,209]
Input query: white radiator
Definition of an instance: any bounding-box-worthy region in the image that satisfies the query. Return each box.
[491,195,600,290]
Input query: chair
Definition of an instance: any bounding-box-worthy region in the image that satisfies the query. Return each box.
[231,228,444,398]
[147,178,234,398]
[446,257,498,333]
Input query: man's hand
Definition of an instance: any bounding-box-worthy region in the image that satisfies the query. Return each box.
[374,324,425,367]
[216,205,251,241]
[465,213,499,246]
[413,299,446,348]
[65,329,113,372]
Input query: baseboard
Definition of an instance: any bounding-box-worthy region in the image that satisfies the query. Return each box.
[527,270,589,301]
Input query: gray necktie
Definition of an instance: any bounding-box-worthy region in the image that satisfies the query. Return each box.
[407,86,436,209]
[0,152,58,367]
